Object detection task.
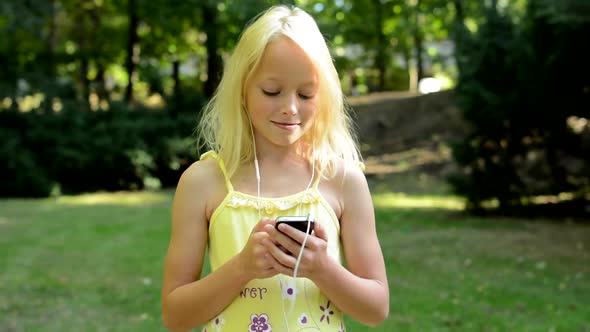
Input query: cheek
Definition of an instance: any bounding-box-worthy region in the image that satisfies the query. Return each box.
[257,104,276,124]
[247,96,271,120]
[303,102,319,122]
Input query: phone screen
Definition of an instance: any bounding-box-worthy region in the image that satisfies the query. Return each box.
[275,216,314,234]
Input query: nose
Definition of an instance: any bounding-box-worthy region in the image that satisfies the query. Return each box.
[282,93,298,116]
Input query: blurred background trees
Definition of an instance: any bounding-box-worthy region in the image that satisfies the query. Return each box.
[1,0,588,216]
[450,0,590,215]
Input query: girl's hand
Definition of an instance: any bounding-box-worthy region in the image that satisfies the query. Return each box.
[237,218,280,280]
[262,221,330,280]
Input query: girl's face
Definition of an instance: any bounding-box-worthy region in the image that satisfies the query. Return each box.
[245,36,319,149]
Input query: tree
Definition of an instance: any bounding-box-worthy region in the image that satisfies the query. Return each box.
[450,0,590,214]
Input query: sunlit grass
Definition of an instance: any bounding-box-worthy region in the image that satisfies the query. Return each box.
[55,190,172,206]
[373,192,465,210]
[1,190,589,332]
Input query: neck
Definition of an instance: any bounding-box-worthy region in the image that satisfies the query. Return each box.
[253,141,312,167]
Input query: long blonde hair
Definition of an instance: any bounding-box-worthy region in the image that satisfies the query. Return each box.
[197,5,361,178]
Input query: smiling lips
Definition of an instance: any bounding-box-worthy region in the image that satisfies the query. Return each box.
[272,121,300,130]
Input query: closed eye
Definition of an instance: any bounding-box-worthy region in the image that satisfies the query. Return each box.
[298,93,313,100]
[262,90,280,96]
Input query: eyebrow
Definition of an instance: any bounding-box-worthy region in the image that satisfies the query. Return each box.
[262,78,317,87]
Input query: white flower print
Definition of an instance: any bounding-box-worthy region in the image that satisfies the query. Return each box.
[281,282,299,301]
[211,314,225,331]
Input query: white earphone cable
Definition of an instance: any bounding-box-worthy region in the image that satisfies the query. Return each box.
[248,118,262,221]
[248,116,315,330]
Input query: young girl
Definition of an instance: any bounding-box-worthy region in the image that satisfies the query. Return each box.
[161,5,389,332]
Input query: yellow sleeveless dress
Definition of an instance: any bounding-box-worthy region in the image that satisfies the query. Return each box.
[200,151,347,332]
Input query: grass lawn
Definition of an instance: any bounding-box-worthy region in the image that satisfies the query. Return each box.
[1,189,589,331]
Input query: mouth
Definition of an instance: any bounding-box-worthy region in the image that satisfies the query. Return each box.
[272,121,300,130]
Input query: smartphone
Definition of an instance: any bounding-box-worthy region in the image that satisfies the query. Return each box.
[275,216,314,235]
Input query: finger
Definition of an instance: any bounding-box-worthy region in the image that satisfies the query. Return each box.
[252,217,274,233]
[263,253,291,277]
[264,224,304,255]
[263,238,297,268]
[250,231,270,245]
[277,244,290,254]
[262,254,276,270]
[268,257,294,276]
[312,221,329,242]
[274,223,308,245]
[260,261,278,278]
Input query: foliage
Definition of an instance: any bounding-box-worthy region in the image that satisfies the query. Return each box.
[298,0,461,92]
[450,0,590,212]
[0,114,55,197]
[0,104,200,197]
[0,0,474,197]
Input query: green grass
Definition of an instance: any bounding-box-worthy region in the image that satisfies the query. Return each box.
[1,190,589,331]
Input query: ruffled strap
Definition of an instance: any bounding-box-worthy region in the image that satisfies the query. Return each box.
[200,150,233,192]
[358,161,366,173]
[227,190,320,214]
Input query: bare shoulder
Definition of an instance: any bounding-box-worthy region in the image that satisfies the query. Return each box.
[162,157,227,300]
[318,158,369,219]
[175,157,227,221]
[179,158,220,187]
[337,159,370,207]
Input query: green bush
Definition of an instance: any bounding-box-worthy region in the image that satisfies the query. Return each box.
[0,103,201,197]
[0,116,55,197]
[450,0,590,213]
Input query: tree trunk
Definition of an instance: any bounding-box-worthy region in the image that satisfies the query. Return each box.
[453,0,465,23]
[402,47,416,92]
[452,0,467,74]
[80,57,90,109]
[171,60,182,115]
[173,60,181,99]
[44,0,59,113]
[47,0,58,78]
[373,0,387,91]
[203,4,221,98]
[125,0,139,104]
[74,2,91,110]
[95,65,108,103]
[413,0,425,85]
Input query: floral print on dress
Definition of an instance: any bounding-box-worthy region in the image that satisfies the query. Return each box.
[338,322,346,332]
[281,283,299,301]
[298,313,309,325]
[319,300,334,324]
[249,313,272,332]
[211,314,225,331]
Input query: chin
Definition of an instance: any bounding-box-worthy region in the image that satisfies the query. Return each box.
[272,135,304,147]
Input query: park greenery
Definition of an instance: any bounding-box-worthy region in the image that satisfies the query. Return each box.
[1,1,589,331]
[0,0,589,216]
[1,190,589,331]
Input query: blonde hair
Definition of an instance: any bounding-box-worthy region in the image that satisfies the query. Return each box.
[197,5,361,178]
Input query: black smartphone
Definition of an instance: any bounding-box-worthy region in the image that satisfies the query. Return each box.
[275,216,314,235]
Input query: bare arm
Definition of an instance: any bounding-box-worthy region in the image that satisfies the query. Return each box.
[161,161,277,331]
[263,163,389,326]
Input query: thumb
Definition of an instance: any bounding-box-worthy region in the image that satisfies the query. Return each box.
[313,221,329,242]
[252,217,274,233]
